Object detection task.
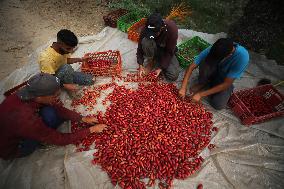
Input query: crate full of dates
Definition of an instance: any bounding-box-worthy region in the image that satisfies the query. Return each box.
[177,36,210,69]
[127,18,146,42]
[117,11,146,33]
[103,9,129,28]
[228,84,284,125]
[81,50,122,77]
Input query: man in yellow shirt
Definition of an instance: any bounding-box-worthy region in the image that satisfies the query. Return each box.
[39,29,95,91]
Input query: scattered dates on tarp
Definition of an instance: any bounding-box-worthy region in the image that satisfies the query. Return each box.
[72,81,215,189]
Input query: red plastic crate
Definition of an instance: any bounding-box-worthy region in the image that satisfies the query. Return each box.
[103,9,129,28]
[4,81,27,97]
[228,84,284,125]
[127,18,146,42]
[81,50,122,77]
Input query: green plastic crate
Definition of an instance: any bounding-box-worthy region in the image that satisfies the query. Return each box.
[177,36,211,68]
[117,12,145,33]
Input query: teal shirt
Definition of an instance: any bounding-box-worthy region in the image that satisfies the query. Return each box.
[194,44,249,79]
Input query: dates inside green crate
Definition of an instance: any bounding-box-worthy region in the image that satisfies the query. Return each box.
[117,12,146,33]
[177,36,210,68]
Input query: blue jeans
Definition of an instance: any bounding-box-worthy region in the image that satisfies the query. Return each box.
[18,106,65,157]
[55,64,94,85]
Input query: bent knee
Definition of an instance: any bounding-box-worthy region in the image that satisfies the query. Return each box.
[209,98,228,110]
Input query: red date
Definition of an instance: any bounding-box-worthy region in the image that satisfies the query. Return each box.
[72,82,214,189]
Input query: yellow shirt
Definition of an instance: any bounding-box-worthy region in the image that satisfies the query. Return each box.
[38,47,70,74]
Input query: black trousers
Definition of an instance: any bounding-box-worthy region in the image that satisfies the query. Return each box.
[198,61,233,110]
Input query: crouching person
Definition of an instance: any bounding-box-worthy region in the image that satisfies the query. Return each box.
[0,73,107,160]
[137,12,181,81]
[179,38,249,110]
[39,29,95,92]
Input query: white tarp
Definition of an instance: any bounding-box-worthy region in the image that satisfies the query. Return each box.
[0,27,283,189]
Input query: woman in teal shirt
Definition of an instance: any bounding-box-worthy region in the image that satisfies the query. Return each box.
[179,38,249,110]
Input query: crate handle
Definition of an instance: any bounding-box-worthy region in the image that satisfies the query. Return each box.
[273,80,284,87]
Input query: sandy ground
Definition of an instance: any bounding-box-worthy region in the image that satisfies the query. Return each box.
[0,0,109,81]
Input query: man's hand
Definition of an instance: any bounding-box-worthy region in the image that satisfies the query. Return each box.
[139,65,146,77]
[144,66,152,75]
[67,58,85,64]
[192,92,202,102]
[89,124,107,133]
[63,83,79,92]
[154,68,162,77]
[179,62,198,100]
[178,87,186,99]
[81,56,91,62]
[82,117,98,124]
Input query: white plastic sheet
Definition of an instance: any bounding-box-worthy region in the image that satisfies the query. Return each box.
[0,27,283,189]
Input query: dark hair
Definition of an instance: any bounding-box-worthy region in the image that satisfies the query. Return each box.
[257,78,271,86]
[57,29,78,47]
[206,38,234,65]
[199,38,234,84]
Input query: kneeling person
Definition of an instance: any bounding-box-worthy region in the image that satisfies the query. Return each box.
[39,29,95,91]
[179,38,249,110]
[0,73,107,159]
[137,12,180,81]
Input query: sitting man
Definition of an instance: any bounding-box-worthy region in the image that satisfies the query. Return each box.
[0,73,107,159]
[39,29,95,91]
[137,12,180,81]
[179,38,249,110]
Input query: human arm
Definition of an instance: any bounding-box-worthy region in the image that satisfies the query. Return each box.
[18,110,106,145]
[67,57,83,64]
[179,46,211,98]
[192,78,234,102]
[55,106,107,129]
[178,63,198,98]
[18,113,90,145]
[82,116,99,124]
[54,105,103,125]
[159,22,178,69]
